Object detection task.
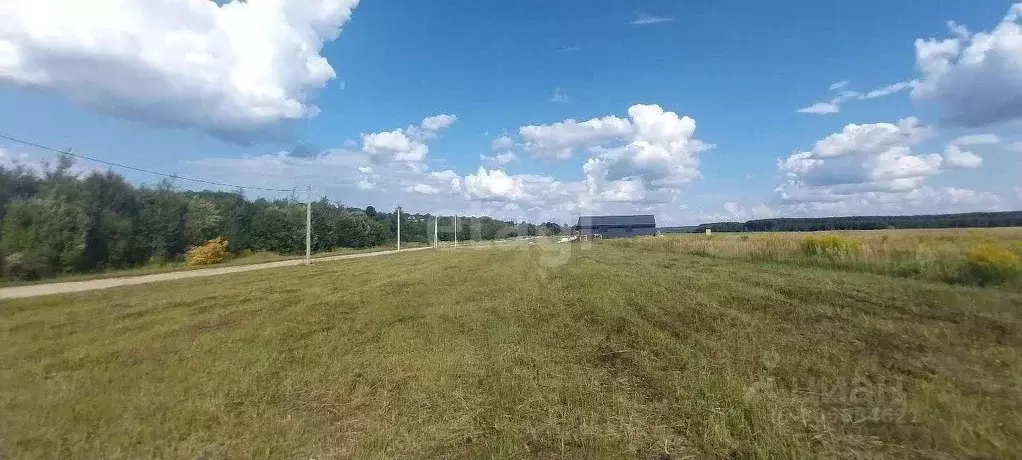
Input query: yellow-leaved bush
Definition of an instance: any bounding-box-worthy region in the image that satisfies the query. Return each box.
[185,237,229,266]
[959,243,1021,286]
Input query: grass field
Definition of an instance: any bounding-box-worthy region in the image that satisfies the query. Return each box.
[2,236,1021,458]
[613,228,1022,289]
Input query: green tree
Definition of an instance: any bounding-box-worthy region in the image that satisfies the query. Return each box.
[184,196,224,246]
[132,183,187,263]
[81,171,136,269]
[249,203,303,254]
[336,211,376,248]
[1,196,88,279]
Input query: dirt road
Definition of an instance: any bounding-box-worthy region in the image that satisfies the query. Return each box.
[0,247,432,300]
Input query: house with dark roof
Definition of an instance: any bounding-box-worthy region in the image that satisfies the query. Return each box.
[574,215,657,238]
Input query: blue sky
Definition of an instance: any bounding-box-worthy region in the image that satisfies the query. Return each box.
[1,1,1020,225]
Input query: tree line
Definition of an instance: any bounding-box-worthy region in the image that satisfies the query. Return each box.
[692,212,1022,233]
[0,156,564,281]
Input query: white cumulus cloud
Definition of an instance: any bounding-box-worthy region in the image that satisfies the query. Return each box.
[519,115,632,159]
[501,104,711,209]
[405,183,440,195]
[776,118,947,203]
[361,114,457,167]
[0,0,360,138]
[490,135,514,151]
[598,104,710,187]
[480,152,518,168]
[942,145,983,168]
[463,167,528,202]
[773,115,1009,216]
[420,114,458,132]
[912,3,1022,127]
[942,187,1000,205]
[940,133,1002,169]
[356,178,376,191]
[362,130,428,164]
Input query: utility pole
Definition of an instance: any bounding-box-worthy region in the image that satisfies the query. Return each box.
[305,186,311,266]
[434,215,438,249]
[454,215,458,248]
[396,206,401,251]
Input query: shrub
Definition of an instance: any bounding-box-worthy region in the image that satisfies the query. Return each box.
[2,252,50,280]
[800,236,862,258]
[957,244,1021,286]
[185,237,229,266]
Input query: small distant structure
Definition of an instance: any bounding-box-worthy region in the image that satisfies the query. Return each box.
[573,215,657,239]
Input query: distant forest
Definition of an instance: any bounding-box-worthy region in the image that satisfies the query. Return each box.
[0,155,562,280]
[684,212,1022,233]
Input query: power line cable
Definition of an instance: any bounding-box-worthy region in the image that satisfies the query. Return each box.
[0,133,294,192]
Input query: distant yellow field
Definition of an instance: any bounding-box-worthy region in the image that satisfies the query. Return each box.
[610,227,1022,287]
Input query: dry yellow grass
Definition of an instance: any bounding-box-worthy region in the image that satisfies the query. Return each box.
[610,228,1022,287]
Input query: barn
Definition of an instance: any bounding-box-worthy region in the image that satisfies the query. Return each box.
[574,215,657,238]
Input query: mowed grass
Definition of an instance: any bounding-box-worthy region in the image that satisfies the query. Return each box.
[2,242,1021,458]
